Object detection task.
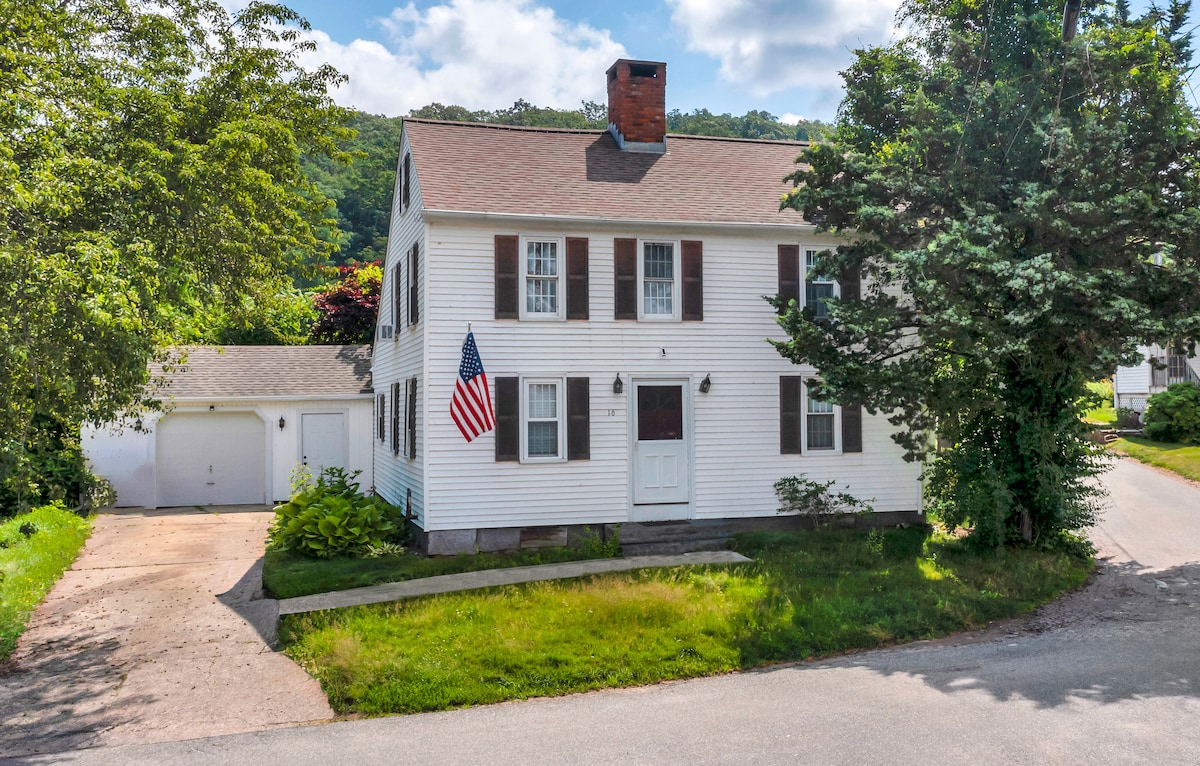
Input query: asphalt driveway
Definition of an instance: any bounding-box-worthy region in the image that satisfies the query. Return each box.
[0,506,331,759]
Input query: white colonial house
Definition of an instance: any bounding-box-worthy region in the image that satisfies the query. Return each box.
[84,345,375,508]
[1114,344,1200,413]
[372,59,922,554]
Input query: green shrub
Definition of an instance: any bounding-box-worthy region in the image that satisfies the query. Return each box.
[268,467,407,558]
[775,475,874,516]
[1144,382,1200,444]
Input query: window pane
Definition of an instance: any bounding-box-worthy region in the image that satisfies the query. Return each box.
[807,397,834,414]
[644,243,673,278]
[527,421,558,456]
[527,278,557,313]
[644,280,673,315]
[527,241,558,276]
[807,283,833,319]
[808,413,834,450]
[528,383,558,419]
[637,385,683,441]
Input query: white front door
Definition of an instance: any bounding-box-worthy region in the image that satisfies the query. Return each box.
[301,412,348,477]
[632,381,690,520]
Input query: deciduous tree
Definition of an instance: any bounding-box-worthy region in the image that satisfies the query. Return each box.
[776,0,1200,546]
[0,1,349,511]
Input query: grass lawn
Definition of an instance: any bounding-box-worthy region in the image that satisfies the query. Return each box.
[1,504,92,661]
[1110,436,1200,482]
[1083,406,1117,426]
[280,527,1091,715]
[265,543,617,600]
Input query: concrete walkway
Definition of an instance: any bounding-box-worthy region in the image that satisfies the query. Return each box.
[0,506,332,759]
[278,550,753,615]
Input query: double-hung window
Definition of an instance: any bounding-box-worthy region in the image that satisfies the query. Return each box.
[805,393,837,451]
[521,238,563,319]
[639,241,679,320]
[804,249,838,320]
[522,379,565,461]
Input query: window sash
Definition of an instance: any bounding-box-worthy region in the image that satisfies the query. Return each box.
[805,249,838,319]
[640,241,678,318]
[805,389,837,451]
[523,380,564,460]
[521,239,563,318]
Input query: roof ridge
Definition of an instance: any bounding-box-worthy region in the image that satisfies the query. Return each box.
[404,118,810,146]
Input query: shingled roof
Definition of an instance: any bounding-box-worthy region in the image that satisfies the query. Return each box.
[403,119,811,226]
[151,346,373,400]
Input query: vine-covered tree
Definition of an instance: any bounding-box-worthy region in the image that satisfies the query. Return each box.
[0,1,349,512]
[776,0,1200,547]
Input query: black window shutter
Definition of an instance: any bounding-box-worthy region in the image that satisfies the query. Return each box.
[682,240,703,321]
[777,245,800,316]
[780,376,803,454]
[839,261,860,302]
[409,243,420,325]
[841,404,863,453]
[391,382,401,455]
[566,377,590,460]
[401,152,411,211]
[406,377,417,459]
[495,235,519,319]
[377,393,385,441]
[614,238,637,320]
[393,262,403,329]
[494,377,520,461]
[566,237,589,320]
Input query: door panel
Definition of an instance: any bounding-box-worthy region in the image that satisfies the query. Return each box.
[633,383,689,508]
[301,412,348,476]
[156,412,266,507]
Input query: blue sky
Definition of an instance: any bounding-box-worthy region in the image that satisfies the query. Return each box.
[268,0,905,123]
[261,0,1174,124]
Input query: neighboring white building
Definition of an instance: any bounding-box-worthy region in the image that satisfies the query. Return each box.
[373,59,923,554]
[1114,344,1200,412]
[84,345,374,508]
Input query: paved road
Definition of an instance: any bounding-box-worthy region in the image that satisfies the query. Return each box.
[8,459,1200,765]
[0,506,331,760]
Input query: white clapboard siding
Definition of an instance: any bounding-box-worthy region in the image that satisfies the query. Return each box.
[372,129,427,521]
[408,219,921,531]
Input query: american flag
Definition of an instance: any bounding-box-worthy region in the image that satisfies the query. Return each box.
[450,332,495,442]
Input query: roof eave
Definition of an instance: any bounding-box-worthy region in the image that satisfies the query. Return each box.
[422,208,818,235]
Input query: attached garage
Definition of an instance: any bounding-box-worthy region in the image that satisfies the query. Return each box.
[83,345,375,508]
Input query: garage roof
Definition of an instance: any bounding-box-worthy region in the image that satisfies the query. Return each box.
[152,345,373,400]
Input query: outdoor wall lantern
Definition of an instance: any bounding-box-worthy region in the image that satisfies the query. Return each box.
[699,374,712,394]
[278,416,286,431]
[613,373,624,394]
[133,418,143,431]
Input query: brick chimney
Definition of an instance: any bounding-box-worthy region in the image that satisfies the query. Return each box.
[606,59,667,154]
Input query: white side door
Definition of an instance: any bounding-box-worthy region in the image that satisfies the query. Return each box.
[632,381,690,518]
[301,412,348,477]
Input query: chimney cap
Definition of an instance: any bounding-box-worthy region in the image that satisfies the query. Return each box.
[606,59,667,81]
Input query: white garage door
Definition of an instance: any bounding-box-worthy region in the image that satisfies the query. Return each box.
[156,412,266,507]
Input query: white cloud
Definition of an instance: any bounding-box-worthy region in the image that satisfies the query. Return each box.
[779,112,805,125]
[290,0,626,116]
[666,0,901,96]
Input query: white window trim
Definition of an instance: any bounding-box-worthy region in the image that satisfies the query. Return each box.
[637,239,681,321]
[519,235,566,320]
[802,247,840,319]
[801,380,842,455]
[520,376,567,463]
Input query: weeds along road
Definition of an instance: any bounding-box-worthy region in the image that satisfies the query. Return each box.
[13,458,1200,766]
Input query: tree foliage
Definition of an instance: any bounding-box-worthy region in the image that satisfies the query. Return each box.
[776,0,1200,546]
[1144,382,1200,443]
[311,261,382,344]
[0,1,349,512]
